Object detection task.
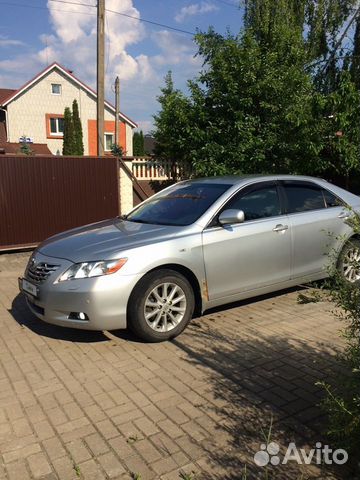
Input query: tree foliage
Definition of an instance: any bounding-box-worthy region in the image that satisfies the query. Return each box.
[153,0,360,183]
[153,71,191,164]
[318,215,360,469]
[189,27,322,176]
[19,141,33,156]
[62,101,84,156]
[350,16,360,89]
[72,99,84,156]
[133,130,145,156]
[62,107,74,156]
[317,72,360,186]
[110,143,124,157]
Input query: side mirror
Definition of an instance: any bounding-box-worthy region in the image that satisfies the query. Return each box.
[218,209,245,226]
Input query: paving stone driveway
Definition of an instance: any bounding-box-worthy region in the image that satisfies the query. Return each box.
[0,252,348,480]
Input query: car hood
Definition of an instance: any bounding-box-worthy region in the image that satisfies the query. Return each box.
[38,218,187,263]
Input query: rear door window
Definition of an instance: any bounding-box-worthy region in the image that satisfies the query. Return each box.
[283,182,326,213]
[322,189,343,208]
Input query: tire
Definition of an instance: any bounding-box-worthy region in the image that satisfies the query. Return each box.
[337,238,360,285]
[128,269,195,342]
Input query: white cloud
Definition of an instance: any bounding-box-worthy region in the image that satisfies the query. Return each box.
[175,2,218,23]
[0,35,25,47]
[152,30,199,68]
[42,0,151,86]
[124,30,201,132]
[47,0,97,44]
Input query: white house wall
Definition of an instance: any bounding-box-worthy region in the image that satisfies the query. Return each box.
[125,123,133,156]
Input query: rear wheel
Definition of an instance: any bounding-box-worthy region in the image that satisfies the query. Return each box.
[128,269,195,342]
[337,238,360,285]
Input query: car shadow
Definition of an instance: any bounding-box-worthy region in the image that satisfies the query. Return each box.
[102,286,318,344]
[9,293,109,343]
[171,312,350,479]
[108,328,145,343]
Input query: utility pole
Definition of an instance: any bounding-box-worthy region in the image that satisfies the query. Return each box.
[115,76,120,148]
[97,0,105,156]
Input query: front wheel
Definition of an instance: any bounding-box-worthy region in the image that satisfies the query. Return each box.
[337,238,360,285]
[128,269,195,342]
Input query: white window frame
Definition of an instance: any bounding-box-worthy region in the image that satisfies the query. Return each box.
[49,117,64,136]
[51,83,62,95]
[104,132,114,151]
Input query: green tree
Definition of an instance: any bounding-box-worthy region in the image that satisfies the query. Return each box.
[318,72,360,188]
[186,26,320,176]
[72,99,84,155]
[110,143,124,157]
[62,107,74,155]
[139,130,144,155]
[153,71,191,164]
[19,136,33,156]
[133,130,145,156]
[350,16,360,89]
[152,1,360,182]
[244,0,305,45]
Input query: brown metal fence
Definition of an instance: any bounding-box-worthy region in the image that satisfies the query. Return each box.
[0,156,120,250]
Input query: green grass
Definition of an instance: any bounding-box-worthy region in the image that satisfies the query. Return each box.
[73,463,81,477]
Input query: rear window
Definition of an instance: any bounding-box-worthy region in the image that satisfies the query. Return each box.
[126,182,232,226]
[323,189,343,208]
[284,183,326,213]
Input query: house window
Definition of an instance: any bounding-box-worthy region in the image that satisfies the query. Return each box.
[50,117,64,136]
[51,83,61,95]
[104,133,114,151]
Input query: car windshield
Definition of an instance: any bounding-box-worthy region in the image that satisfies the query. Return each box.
[126,182,232,226]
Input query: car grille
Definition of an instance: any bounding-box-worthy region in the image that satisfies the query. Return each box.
[26,261,60,284]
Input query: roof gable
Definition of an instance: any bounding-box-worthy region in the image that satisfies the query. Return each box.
[0,63,136,128]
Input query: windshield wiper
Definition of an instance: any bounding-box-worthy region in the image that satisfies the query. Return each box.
[127,218,156,224]
[127,218,171,225]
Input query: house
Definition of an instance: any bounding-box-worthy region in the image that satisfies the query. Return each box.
[0,62,136,156]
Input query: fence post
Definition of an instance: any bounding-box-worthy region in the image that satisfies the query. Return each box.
[119,157,134,214]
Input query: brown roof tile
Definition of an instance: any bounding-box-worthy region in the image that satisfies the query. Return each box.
[0,88,16,105]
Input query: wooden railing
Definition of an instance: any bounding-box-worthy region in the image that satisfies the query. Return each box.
[130,157,190,180]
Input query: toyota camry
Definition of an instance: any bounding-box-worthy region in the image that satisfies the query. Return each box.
[19,175,360,342]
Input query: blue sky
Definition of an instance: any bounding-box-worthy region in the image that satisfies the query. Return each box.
[0,0,243,132]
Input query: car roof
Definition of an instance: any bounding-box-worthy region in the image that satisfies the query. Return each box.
[185,174,326,186]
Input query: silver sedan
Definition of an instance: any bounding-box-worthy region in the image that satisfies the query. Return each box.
[19,175,360,342]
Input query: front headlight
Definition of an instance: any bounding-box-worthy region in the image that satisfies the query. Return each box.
[58,258,127,282]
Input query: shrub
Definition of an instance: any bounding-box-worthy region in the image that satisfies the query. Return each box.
[319,213,360,471]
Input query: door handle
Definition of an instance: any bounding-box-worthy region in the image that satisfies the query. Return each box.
[338,211,350,220]
[273,224,288,233]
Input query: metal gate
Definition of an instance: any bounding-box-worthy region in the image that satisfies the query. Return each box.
[0,156,120,250]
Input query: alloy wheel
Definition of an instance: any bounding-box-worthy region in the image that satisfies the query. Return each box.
[144,282,187,332]
[343,247,360,283]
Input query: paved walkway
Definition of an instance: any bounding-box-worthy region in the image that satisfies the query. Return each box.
[0,252,348,479]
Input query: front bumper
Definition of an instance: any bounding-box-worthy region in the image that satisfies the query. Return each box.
[19,252,142,331]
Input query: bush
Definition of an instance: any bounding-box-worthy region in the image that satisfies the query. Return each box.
[319,214,360,471]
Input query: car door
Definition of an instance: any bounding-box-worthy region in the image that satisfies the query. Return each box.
[280,180,352,279]
[202,181,291,301]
